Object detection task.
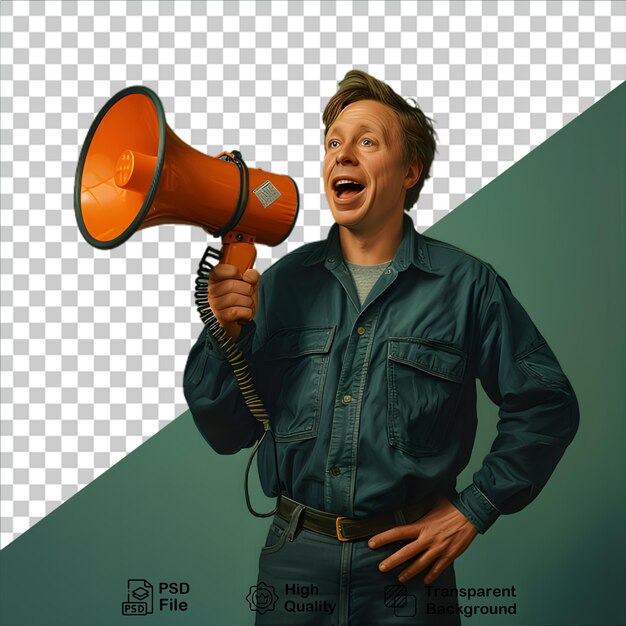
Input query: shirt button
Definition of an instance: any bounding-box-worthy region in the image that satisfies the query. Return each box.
[385,268,392,275]
[330,466,341,476]
[342,394,352,404]
[356,327,365,336]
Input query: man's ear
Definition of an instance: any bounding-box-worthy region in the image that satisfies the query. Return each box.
[404,159,423,190]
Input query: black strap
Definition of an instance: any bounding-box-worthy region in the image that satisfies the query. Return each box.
[211,150,250,238]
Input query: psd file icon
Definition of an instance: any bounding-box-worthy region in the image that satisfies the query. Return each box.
[122,579,154,615]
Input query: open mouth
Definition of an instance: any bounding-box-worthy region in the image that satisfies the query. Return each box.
[334,179,366,200]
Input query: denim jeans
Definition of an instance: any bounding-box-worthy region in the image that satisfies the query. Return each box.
[254,507,461,626]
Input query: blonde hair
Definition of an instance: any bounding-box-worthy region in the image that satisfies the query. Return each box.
[323,70,437,210]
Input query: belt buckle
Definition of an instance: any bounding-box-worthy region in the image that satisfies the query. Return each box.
[335,516,349,542]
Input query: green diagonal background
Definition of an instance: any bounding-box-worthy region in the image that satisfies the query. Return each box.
[1,82,624,626]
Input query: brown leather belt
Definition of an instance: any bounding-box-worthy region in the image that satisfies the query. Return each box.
[277,495,437,542]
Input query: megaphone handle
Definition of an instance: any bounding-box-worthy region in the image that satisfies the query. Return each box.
[221,233,257,275]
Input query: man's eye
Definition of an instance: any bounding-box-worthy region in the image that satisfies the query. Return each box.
[328,140,340,149]
[362,139,373,146]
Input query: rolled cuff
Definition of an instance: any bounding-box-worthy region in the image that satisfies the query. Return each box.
[450,483,501,534]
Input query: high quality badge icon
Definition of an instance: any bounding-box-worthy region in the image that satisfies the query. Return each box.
[247,582,279,615]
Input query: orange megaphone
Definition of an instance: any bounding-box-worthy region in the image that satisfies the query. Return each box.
[74,85,299,273]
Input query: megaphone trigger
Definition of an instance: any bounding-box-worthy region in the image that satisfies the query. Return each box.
[220,231,257,275]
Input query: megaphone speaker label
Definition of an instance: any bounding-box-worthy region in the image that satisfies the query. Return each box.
[253,180,282,208]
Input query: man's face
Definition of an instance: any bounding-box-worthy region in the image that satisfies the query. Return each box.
[323,99,421,233]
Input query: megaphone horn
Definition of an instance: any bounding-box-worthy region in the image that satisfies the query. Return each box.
[74,86,299,273]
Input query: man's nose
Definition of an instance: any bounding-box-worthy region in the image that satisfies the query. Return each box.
[336,143,357,164]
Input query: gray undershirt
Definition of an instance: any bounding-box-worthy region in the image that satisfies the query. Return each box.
[345,260,392,306]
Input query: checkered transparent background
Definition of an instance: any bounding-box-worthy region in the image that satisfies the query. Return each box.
[1,0,624,548]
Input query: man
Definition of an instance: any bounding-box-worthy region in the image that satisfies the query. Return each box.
[183,71,579,625]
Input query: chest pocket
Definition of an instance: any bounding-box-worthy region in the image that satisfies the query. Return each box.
[387,338,466,457]
[260,326,335,442]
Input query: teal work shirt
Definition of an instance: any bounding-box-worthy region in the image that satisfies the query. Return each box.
[183,213,579,533]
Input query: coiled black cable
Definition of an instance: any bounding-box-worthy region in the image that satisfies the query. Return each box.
[193,151,281,518]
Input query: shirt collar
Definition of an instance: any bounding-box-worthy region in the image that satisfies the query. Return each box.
[303,212,443,275]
